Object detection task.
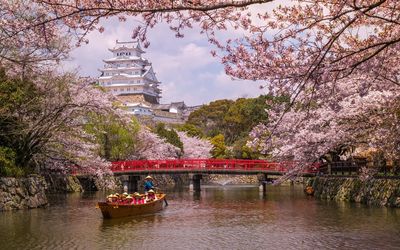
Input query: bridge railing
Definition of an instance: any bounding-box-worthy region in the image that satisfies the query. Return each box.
[111,159,320,174]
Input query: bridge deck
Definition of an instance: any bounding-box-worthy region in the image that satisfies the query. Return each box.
[111,159,319,176]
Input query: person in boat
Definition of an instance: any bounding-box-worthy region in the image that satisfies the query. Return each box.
[107,194,118,203]
[125,195,133,205]
[146,189,156,202]
[133,192,144,204]
[106,194,112,203]
[144,176,155,193]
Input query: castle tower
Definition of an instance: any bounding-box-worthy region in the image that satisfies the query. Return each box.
[98,40,161,115]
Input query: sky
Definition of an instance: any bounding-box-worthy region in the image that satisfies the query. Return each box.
[63,17,265,106]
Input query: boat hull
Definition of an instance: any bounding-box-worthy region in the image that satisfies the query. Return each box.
[97,194,166,219]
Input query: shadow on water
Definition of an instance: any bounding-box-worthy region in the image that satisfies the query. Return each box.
[100,213,162,231]
[193,190,201,201]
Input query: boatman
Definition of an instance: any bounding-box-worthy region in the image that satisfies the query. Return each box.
[144,175,155,193]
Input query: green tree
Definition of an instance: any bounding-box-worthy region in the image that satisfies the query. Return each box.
[0,147,24,177]
[154,123,184,153]
[187,99,233,137]
[177,123,204,138]
[85,114,140,161]
[231,137,261,159]
[210,134,229,159]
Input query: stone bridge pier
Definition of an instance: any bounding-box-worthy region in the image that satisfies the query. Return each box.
[189,173,203,192]
[119,175,141,193]
[258,173,273,194]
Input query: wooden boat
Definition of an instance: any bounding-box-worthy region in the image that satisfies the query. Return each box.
[97,193,167,219]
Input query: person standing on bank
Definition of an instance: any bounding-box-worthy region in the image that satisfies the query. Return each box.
[144,176,155,193]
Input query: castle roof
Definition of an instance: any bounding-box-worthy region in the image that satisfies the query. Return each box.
[108,40,145,53]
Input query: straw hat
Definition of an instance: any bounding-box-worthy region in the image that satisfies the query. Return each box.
[126,195,133,200]
[145,175,153,179]
[133,192,140,197]
[122,192,128,196]
[115,193,120,197]
[148,189,155,194]
[109,194,117,198]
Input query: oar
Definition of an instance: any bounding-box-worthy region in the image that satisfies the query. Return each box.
[164,198,169,206]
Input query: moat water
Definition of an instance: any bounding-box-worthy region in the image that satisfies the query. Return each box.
[0,185,399,249]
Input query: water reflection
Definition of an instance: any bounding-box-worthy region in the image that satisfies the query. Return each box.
[0,184,399,249]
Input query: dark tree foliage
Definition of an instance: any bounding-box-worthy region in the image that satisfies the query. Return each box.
[187,99,233,138]
[187,96,272,144]
[0,69,42,176]
[184,95,288,159]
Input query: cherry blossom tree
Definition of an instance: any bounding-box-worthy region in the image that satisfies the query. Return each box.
[177,131,212,158]
[248,75,400,166]
[0,1,70,75]
[132,128,181,160]
[222,0,400,116]
[39,75,132,176]
[3,1,266,43]
[0,68,130,177]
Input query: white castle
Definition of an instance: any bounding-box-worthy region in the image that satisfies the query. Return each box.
[98,40,198,123]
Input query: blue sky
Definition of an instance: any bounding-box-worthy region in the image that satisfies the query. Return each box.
[63,18,264,106]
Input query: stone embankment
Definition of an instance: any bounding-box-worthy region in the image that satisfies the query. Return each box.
[312,177,400,207]
[0,174,124,211]
[0,175,48,211]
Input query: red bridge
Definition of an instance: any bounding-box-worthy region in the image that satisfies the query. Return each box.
[106,159,320,193]
[111,159,319,176]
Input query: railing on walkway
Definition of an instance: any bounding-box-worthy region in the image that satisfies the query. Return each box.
[318,160,400,177]
[110,159,320,174]
[319,161,366,176]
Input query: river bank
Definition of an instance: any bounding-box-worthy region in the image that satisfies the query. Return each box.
[312,177,400,207]
[3,174,400,211]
